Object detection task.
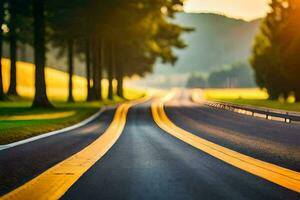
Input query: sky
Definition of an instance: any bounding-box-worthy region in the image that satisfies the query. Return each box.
[184,0,270,21]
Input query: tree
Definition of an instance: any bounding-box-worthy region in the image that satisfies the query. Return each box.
[208,63,255,88]
[279,0,300,101]
[47,0,85,102]
[89,38,103,100]
[80,1,105,101]
[67,39,74,102]
[32,0,52,107]
[85,39,93,101]
[107,41,114,100]
[0,0,32,97]
[6,0,32,96]
[186,74,207,88]
[250,0,289,100]
[250,0,300,101]
[104,0,190,98]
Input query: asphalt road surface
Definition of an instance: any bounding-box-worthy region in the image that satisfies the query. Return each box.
[0,91,299,199]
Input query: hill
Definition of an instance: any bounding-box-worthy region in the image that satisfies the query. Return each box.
[2,59,88,101]
[155,13,261,74]
[131,13,261,88]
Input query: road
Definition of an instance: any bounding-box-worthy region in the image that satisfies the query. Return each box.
[0,90,300,199]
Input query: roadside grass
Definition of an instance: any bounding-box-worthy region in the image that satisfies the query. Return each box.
[0,90,144,145]
[204,88,300,112]
[0,59,145,145]
[0,100,98,145]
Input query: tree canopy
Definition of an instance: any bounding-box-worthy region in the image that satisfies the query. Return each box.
[250,0,300,101]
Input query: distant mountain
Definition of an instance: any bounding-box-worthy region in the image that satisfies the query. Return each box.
[154,13,261,75]
[130,13,261,88]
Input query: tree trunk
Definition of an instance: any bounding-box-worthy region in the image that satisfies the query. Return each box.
[91,43,96,99]
[86,39,92,101]
[0,0,4,100]
[295,92,300,102]
[67,39,74,102]
[267,89,279,101]
[107,42,114,100]
[92,39,100,100]
[7,0,18,96]
[116,72,124,98]
[98,39,104,101]
[116,56,123,98]
[32,0,52,108]
[95,39,102,100]
[89,39,96,101]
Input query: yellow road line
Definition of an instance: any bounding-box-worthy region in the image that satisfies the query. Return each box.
[151,95,300,193]
[1,97,149,200]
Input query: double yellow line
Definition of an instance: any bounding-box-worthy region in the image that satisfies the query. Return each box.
[151,93,300,193]
[1,97,150,200]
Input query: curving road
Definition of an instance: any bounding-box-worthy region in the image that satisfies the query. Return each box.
[0,91,300,199]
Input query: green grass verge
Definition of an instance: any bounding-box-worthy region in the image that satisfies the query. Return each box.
[0,89,145,145]
[204,88,300,113]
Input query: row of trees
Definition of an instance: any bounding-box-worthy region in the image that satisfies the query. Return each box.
[250,0,300,101]
[0,0,190,107]
[186,62,256,88]
[207,63,256,88]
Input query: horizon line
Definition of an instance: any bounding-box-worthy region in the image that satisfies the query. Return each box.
[182,11,264,22]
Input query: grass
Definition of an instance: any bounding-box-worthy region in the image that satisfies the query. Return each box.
[204,88,300,112]
[0,59,145,145]
[0,98,132,145]
[204,88,269,100]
